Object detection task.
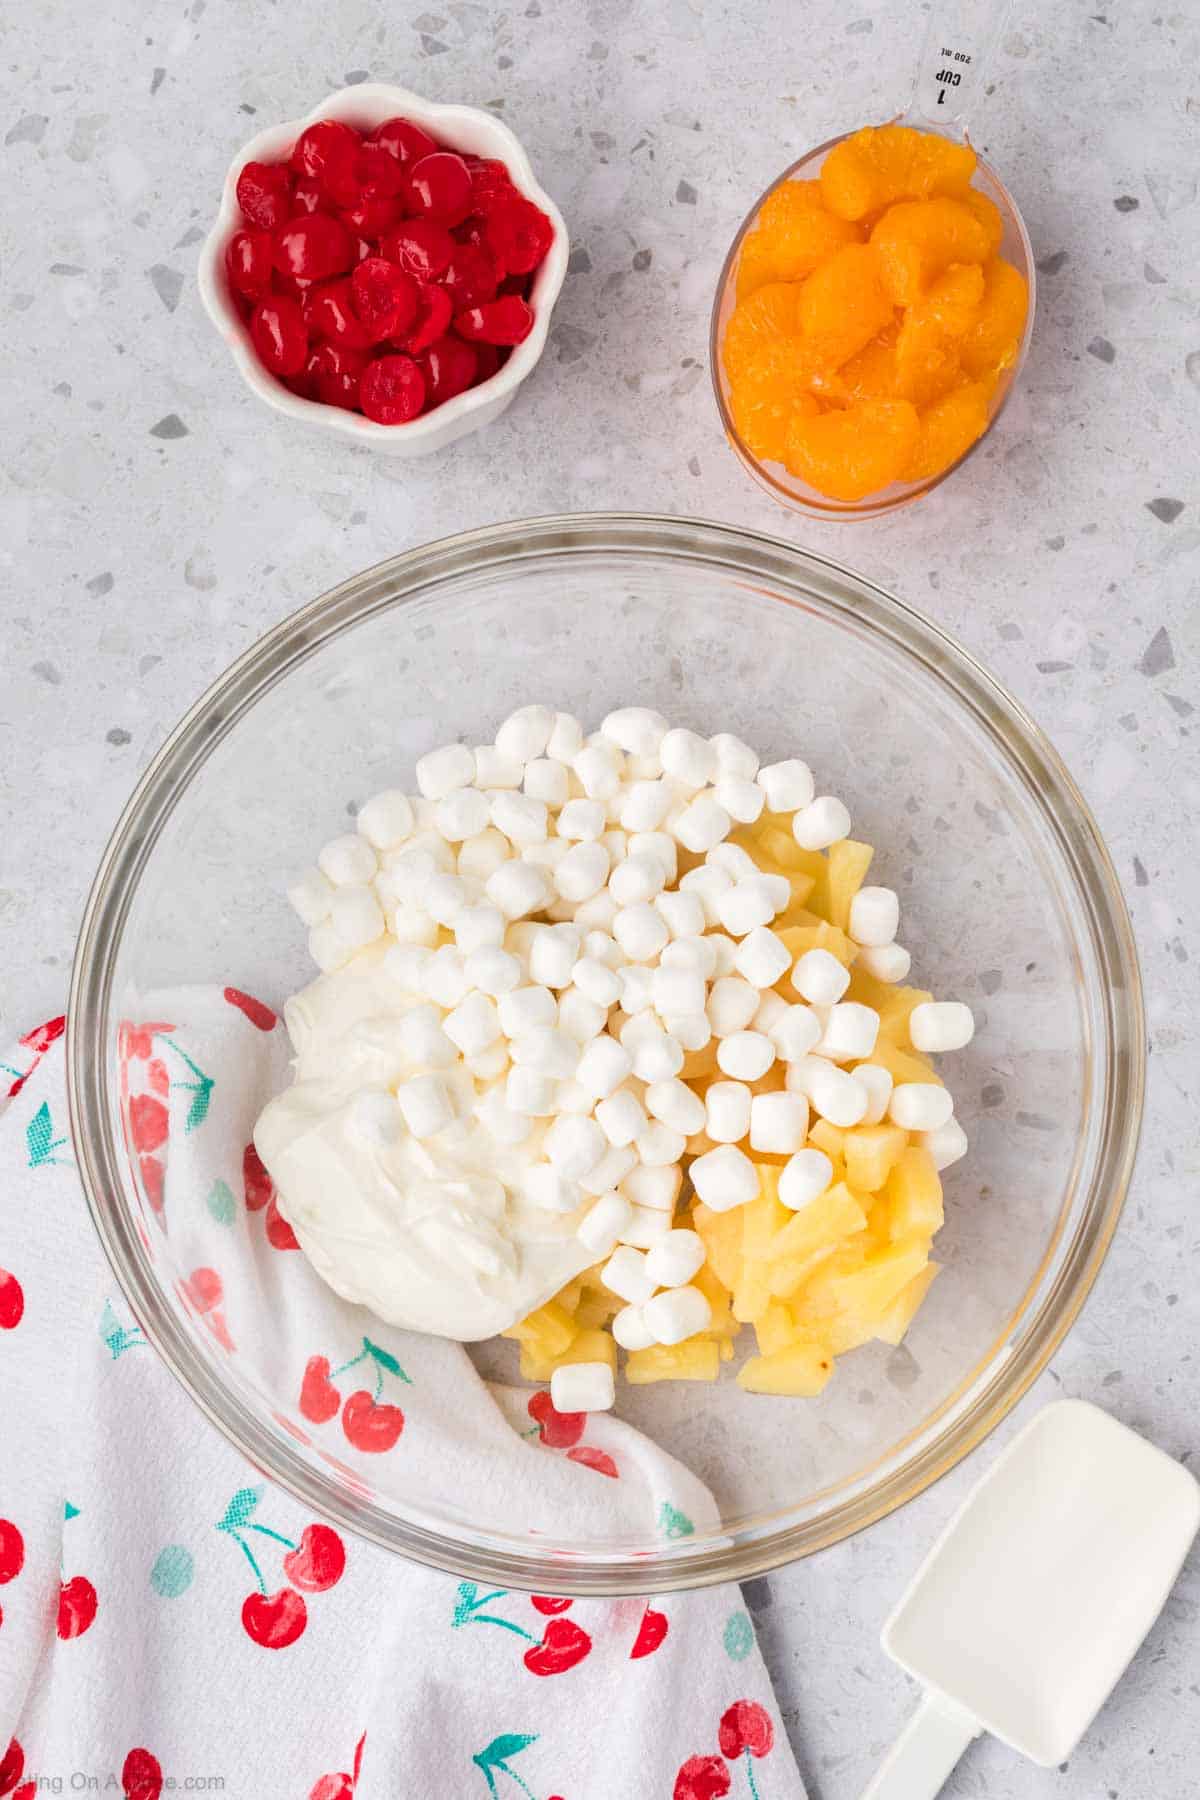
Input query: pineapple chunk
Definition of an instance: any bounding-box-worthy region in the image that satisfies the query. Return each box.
[733,1177,788,1321]
[875,986,934,1047]
[844,1122,909,1193]
[738,1341,834,1396]
[575,1293,622,1329]
[762,1181,867,1264]
[518,1324,612,1384]
[693,1262,738,1338]
[779,920,859,968]
[503,1300,578,1357]
[885,1146,944,1238]
[767,1239,843,1299]
[808,1118,847,1163]
[755,1301,798,1355]
[826,839,873,933]
[745,821,810,871]
[693,1202,743,1290]
[832,1241,930,1317]
[874,1262,940,1345]
[626,1341,721,1383]
[865,1037,942,1086]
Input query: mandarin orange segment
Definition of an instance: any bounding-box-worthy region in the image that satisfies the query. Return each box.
[797,244,895,369]
[901,380,991,481]
[735,182,865,298]
[785,399,919,502]
[959,257,1029,375]
[870,197,994,305]
[959,188,1005,257]
[892,263,981,405]
[820,123,977,222]
[722,281,803,384]
[730,379,817,464]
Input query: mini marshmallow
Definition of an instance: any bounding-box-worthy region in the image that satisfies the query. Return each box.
[631,1028,685,1084]
[613,902,670,962]
[580,1144,638,1199]
[380,847,439,907]
[734,927,791,989]
[289,866,335,926]
[572,742,622,800]
[442,991,501,1057]
[390,905,439,947]
[355,790,415,850]
[546,710,585,762]
[545,1113,607,1180]
[512,1026,579,1079]
[573,890,619,933]
[454,904,507,955]
[717,878,777,938]
[673,795,732,853]
[659,727,716,789]
[706,1080,753,1144]
[909,1001,975,1053]
[601,1244,656,1304]
[521,757,569,809]
[792,948,851,1005]
[610,852,667,907]
[919,1115,969,1171]
[348,1089,403,1147]
[808,1062,869,1127]
[551,1361,614,1414]
[467,1043,510,1081]
[716,1030,776,1081]
[622,1162,682,1214]
[558,987,609,1044]
[816,1002,880,1063]
[456,828,512,882]
[596,1086,647,1147]
[433,787,490,842]
[783,1054,826,1098]
[690,1144,759,1212]
[636,1122,687,1166]
[715,775,765,824]
[385,943,433,993]
[583,929,624,967]
[856,941,913,983]
[309,923,350,972]
[572,956,623,1008]
[528,924,581,990]
[611,1302,656,1351]
[778,1148,834,1211]
[619,778,674,833]
[395,1074,454,1139]
[475,1088,532,1146]
[855,1062,894,1126]
[617,965,655,1015]
[625,751,664,779]
[576,1034,634,1100]
[753,989,790,1035]
[423,871,469,924]
[657,895,707,946]
[793,795,852,850]
[555,1078,593,1115]
[506,1066,558,1116]
[749,1091,809,1155]
[645,1229,707,1291]
[645,1077,707,1136]
[329,885,385,949]
[628,830,678,884]
[495,704,554,764]
[498,985,557,1038]
[485,861,552,921]
[667,1013,712,1052]
[577,1192,633,1257]
[601,706,669,755]
[757,758,815,814]
[849,885,901,948]
[466,947,522,997]
[491,791,549,846]
[319,833,378,887]
[643,1284,712,1346]
[415,743,475,800]
[472,746,524,790]
[422,946,471,1009]
[522,1165,582,1214]
[661,935,718,979]
[556,797,607,840]
[679,862,734,925]
[889,1083,955,1131]
[553,841,610,903]
[619,1205,674,1249]
[395,1002,456,1067]
[706,976,759,1038]
[710,731,760,780]
[651,964,707,1019]
[707,841,759,882]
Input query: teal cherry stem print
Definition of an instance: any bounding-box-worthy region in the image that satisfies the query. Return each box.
[26,1100,70,1168]
[158,1036,215,1132]
[453,1584,593,1677]
[454,1582,535,1640]
[472,1733,540,1799]
[216,1487,345,1649]
[100,1298,146,1358]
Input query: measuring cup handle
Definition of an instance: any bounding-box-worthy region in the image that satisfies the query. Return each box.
[906,0,1015,139]
[858,1690,981,1800]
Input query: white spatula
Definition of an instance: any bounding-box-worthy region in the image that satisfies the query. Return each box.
[862,1400,1200,1798]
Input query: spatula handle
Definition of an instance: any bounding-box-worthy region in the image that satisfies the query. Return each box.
[859,1690,981,1800]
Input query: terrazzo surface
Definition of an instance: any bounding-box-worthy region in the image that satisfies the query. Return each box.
[2,2,1197,1794]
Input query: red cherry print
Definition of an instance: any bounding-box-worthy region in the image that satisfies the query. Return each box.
[718,1701,774,1761]
[673,1755,732,1800]
[223,987,277,1031]
[273,215,353,283]
[207,1308,236,1353]
[381,220,455,281]
[292,175,325,215]
[342,1389,405,1452]
[404,152,473,226]
[629,1605,668,1658]
[139,1154,165,1215]
[241,1586,307,1649]
[0,1521,24,1583]
[57,1574,98,1639]
[352,259,419,342]
[304,280,372,350]
[291,119,361,184]
[486,194,554,275]
[523,1615,592,1677]
[527,1391,585,1448]
[183,1266,222,1313]
[0,1740,24,1798]
[226,228,274,299]
[359,355,426,425]
[566,1444,618,1479]
[307,343,368,410]
[416,335,477,407]
[129,1093,168,1154]
[122,1748,164,1800]
[243,1141,273,1211]
[339,189,404,239]
[265,1193,300,1250]
[530,1595,573,1615]
[393,281,453,355]
[250,297,309,377]
[236,160,292,230]
[371,116,438,166]
[0,1271,24,1331]
[440,243,500,311]
[22,1015,66,1055]
[454,296,534,346]
[283,1523,346,1593]
[147,1057,169,1096]
[300,1354,343,1424]
[309,1778,353,1800]
[353,1735,366,1785]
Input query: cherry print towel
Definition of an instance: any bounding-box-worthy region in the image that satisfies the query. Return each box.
[0,1002,806,1800]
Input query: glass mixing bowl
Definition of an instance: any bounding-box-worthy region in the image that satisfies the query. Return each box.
[68,514,1142,1593]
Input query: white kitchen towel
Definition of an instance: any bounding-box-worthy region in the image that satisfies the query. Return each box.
[0,1000,805,1800]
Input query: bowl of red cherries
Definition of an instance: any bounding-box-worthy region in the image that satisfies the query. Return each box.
[198,84,568,455]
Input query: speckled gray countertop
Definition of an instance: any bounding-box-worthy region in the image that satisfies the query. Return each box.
[2,1,1197,1793]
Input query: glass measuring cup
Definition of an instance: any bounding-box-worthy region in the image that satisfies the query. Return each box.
[710,0,1036,521]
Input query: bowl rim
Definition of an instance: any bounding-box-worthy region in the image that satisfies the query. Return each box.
[197,82,569,446]
[67,512,1144,1594]
[709,122,1038,520]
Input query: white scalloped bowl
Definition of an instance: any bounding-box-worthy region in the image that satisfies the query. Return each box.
[197,84,569,456]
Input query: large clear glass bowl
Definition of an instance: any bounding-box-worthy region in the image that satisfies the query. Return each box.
[68,514,1142,1594]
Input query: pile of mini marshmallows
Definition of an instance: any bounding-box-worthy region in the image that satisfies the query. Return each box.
[287,704,974,1415]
